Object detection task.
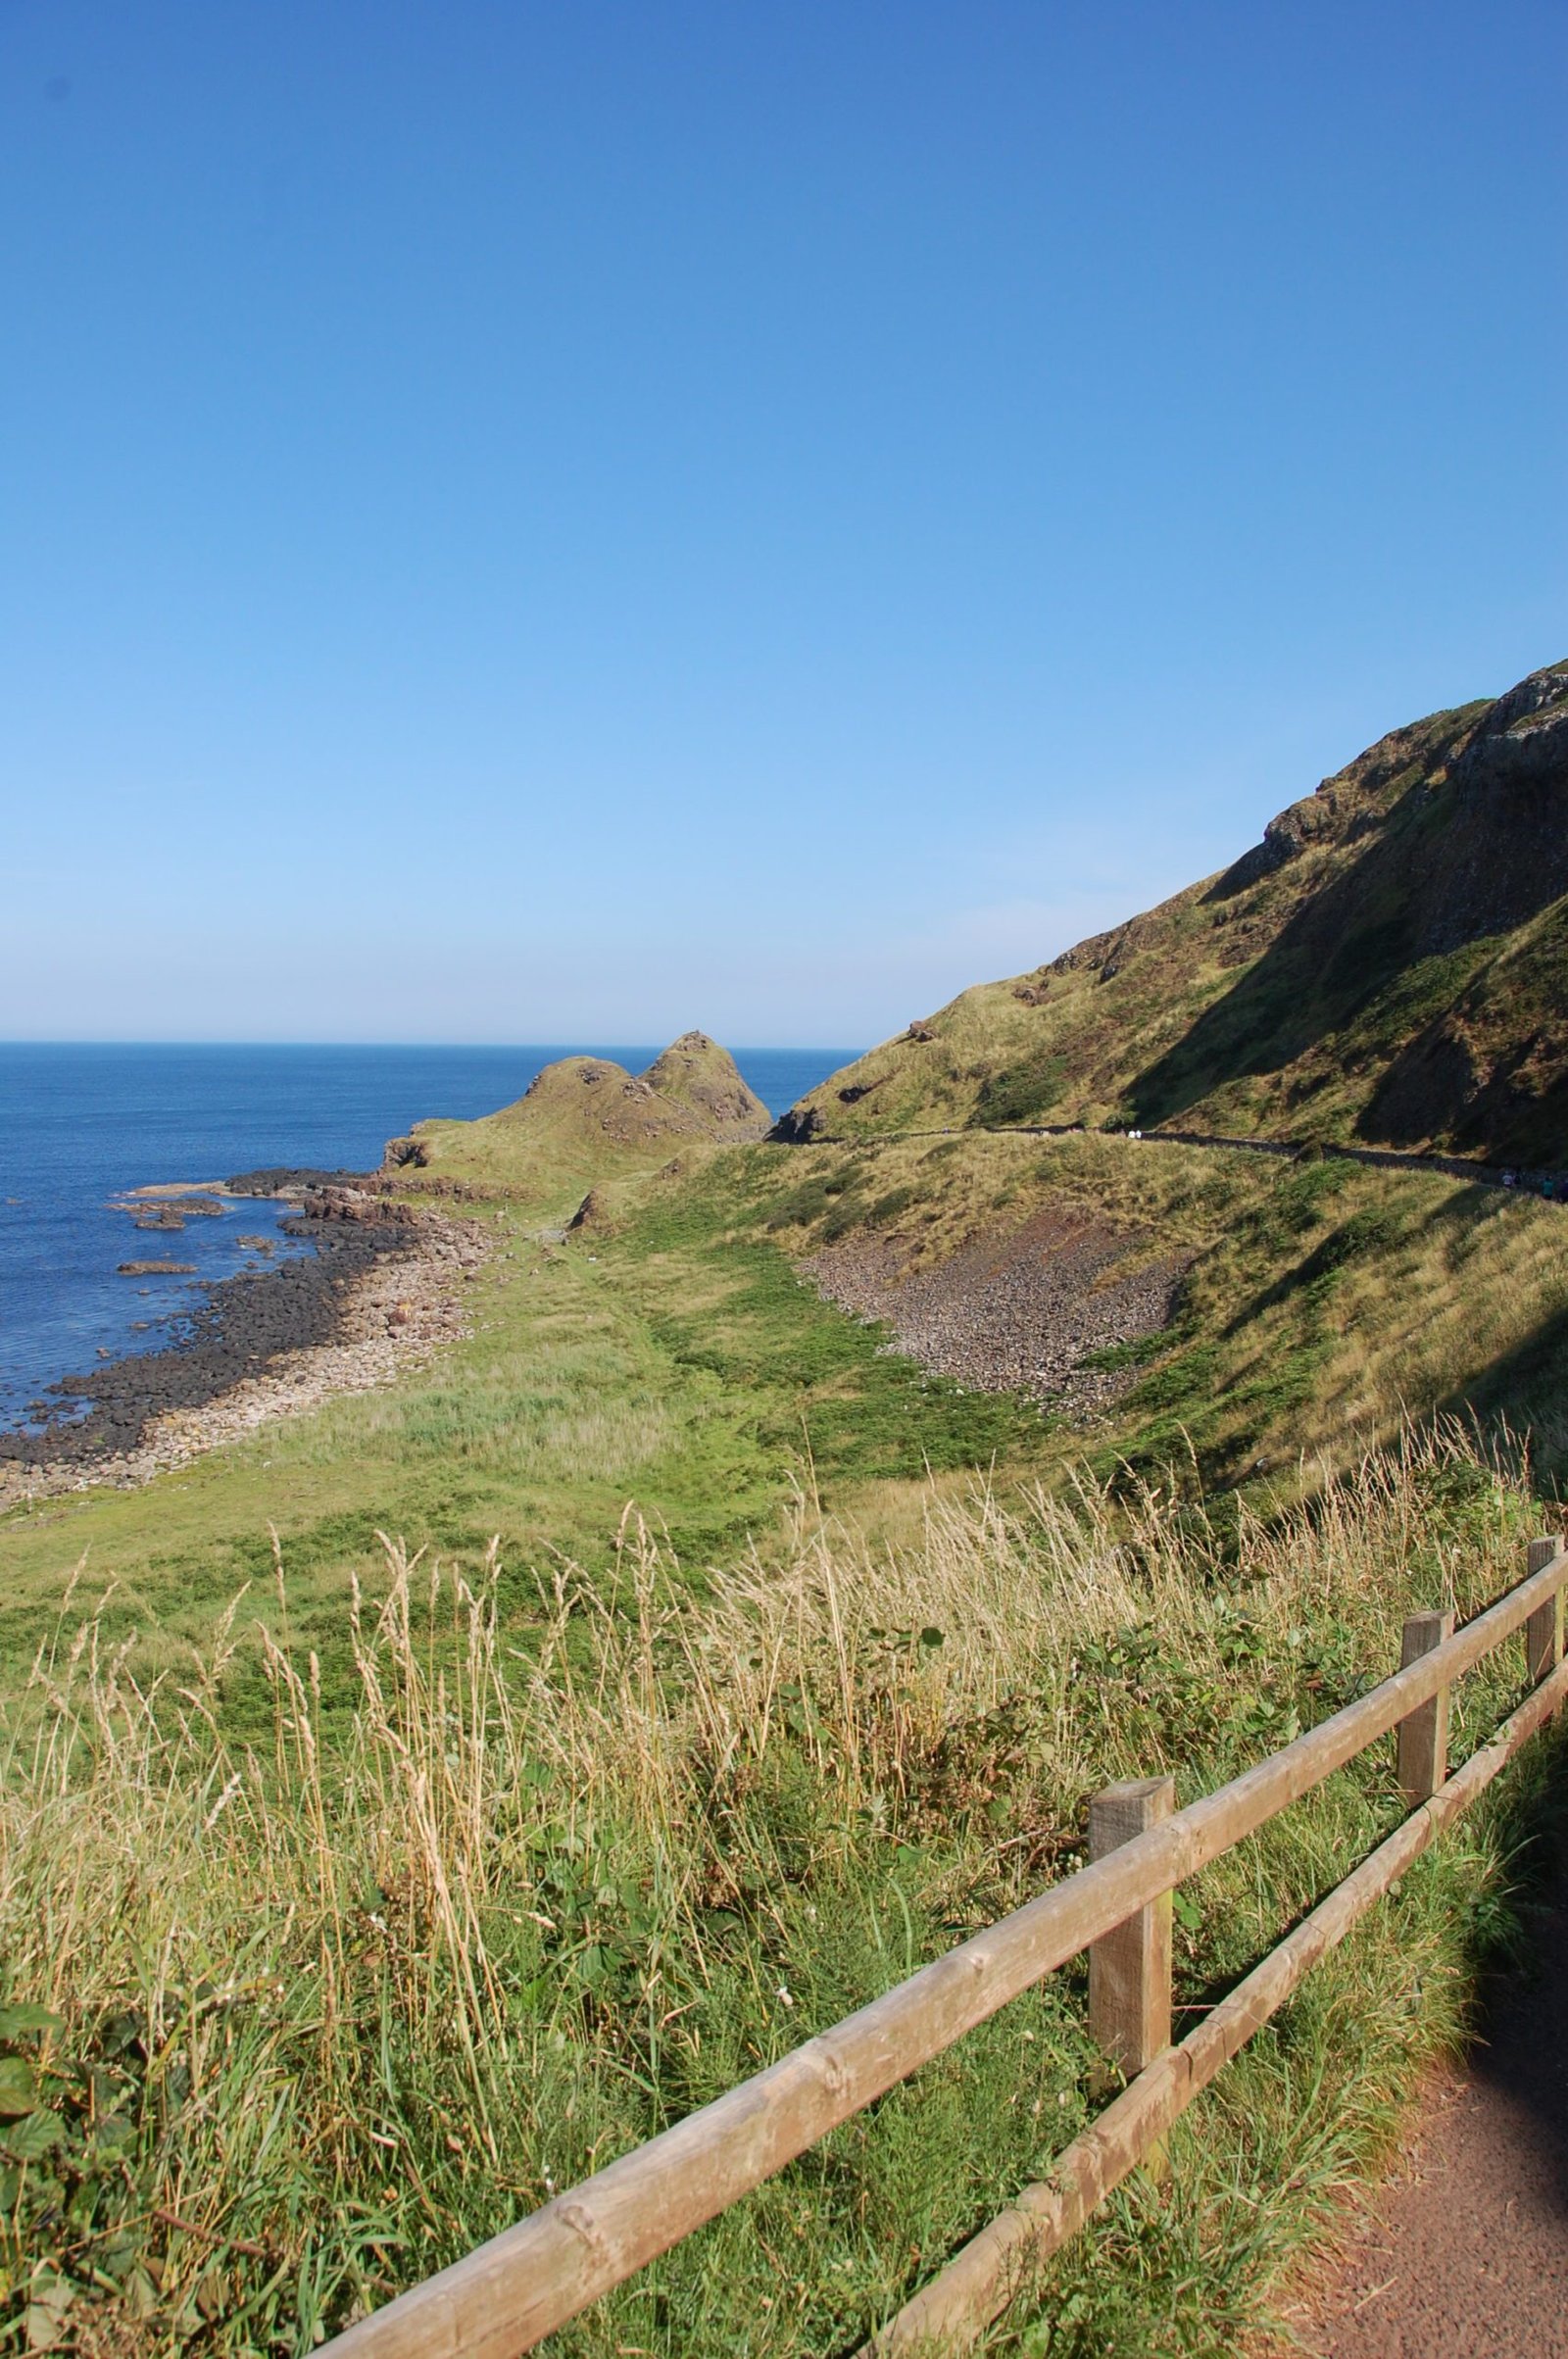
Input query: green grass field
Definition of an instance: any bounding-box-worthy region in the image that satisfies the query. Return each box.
[5,1118,1568,2353]
[0,1156,1049,1710]
[9,1124,1568,1716]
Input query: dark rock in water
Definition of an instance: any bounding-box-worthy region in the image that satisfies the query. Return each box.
[119,1260,197,1276]
[226,1166,370,1196]
[124,1195,224,1222]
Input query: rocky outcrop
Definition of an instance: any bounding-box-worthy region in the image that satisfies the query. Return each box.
[568,1187,611,1232]
[384,1136,431,1170]
[769,1102,828,1145]
[1415,663,1568,956]
[298,1184,401,1224]
[503,1056,714,1149]
[637,1033,771,1141]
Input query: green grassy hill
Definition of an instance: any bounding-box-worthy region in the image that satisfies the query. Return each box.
[10,699,1568,2356]
[780,660,1568,1163]
[640,1029,772,1140]
[719,1127,1568,1496]
[409,1032,769,1207]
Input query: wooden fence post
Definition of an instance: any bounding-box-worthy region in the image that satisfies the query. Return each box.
[1089,1776,1175,2075]
[1525,1536,1565,1687]
[1396,1610,1454,1803]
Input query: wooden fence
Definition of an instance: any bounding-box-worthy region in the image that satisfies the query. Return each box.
[323,1536,1568,2359]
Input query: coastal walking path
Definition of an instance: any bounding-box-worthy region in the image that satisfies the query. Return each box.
[804,1116,1566,1203]
[1290,1825,1568,2358]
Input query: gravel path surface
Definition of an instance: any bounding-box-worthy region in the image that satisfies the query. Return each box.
[803,1206,1189,1414]
[1291,1827,1568,2358]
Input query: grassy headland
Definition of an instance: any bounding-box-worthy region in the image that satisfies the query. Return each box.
[0,1146,1046,1712]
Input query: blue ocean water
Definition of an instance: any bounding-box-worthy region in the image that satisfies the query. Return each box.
[0,1042,853,1433]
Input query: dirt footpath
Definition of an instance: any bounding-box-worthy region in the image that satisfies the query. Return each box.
[1294,1828,1568,2358]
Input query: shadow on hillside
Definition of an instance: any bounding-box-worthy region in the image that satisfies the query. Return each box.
[1124,750,1568,1139]
[1364,951,1568,1164]
[1124,799,1431,1127]
[1212,1184,1506,1347]
[1451,1295,1568,1485]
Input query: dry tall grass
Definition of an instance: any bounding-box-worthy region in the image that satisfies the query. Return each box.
[0,1422,1554,2352]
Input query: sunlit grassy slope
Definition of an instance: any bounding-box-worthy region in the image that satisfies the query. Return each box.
[782,662,1568,1163]
[406,1030,768,1202]
[7,1057,1568,2353]
[716,1129,1568,1489]
[0,1159,1046,1700]
[9,1122,1568,1708]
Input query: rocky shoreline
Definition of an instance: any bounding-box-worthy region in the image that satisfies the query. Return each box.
[0,1179,489,1508]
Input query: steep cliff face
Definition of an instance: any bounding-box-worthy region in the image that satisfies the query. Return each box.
[779,662,1568,1164]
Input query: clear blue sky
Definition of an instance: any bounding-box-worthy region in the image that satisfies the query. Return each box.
[3,2,1563,1048]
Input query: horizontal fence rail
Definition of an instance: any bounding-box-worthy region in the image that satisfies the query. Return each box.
[323,1538,1568,2359]
[867,1643,1568,2352]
